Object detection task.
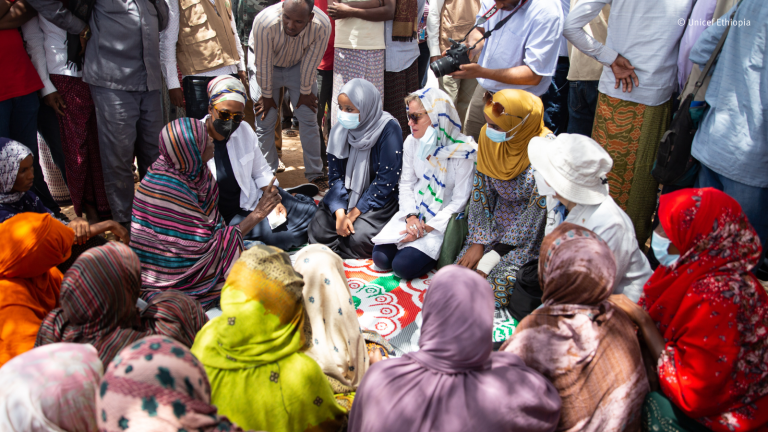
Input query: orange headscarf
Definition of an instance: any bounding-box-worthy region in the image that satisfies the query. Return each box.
[0,213,73,367]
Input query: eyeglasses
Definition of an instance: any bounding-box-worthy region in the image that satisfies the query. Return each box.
[483,91,524,120]
[406,110,428,123]
[214,107,244,123]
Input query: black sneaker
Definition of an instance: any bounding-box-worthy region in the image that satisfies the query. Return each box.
[309,176,329,195]
[284,183,319,197]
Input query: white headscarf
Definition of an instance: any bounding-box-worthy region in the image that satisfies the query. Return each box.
[0,138,33,204]
[327,79,397,210]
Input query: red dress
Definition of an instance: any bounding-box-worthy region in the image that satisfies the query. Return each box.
[640,188,768,432]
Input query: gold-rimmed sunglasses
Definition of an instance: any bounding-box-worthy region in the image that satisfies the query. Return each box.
[214,107,245,123]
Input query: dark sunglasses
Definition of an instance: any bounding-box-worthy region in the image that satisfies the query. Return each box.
[214,107,244,123]
[483,91,524,120]
[406,110,428,123]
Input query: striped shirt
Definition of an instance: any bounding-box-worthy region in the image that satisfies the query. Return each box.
[248,3,331,99]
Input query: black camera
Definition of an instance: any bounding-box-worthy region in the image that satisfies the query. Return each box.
[430,38,472,78]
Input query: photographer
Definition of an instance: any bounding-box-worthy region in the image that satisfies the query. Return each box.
[449,0,563,140]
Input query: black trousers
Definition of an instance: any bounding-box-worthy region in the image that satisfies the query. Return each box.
[308,198,398,259]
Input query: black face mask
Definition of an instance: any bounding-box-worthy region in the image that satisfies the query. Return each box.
[212,118,241,141]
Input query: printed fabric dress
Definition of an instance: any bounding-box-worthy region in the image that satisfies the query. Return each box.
[456,165,547,308]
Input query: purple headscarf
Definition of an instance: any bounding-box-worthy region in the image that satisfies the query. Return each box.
[348,265,562,432]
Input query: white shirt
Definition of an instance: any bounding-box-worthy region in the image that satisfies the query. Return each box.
[21,16,79,97]
[425,0,444,57]
[380,135,476,260]
[159,0,246,90]
[564,197,653,302]
[476,0,563,95]
[563,0,695,106]
[384,0,426,72]
[204,116,277,212]
[558,0,570,57]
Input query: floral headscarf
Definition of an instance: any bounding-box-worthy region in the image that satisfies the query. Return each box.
[0,138,33,204]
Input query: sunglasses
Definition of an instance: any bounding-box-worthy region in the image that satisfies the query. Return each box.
[406,110,428,123]
[214,107,244,123]
[483,91,525,120]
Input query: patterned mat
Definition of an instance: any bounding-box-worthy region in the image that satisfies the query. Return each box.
[343,259,518,356]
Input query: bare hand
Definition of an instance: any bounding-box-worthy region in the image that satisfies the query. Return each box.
[169,88,184,108]
[110,221,131,245]
[335,210,355,237]
[254,96,277,121]
[347,207,362,224]
[368,347,383,364]
[78,26,89,57]
[237,70,249,94]
[448,63,483,80]
[327,1,354,19]
[43,92,67,116]
[253,177,281,219]
[404,216,425,239]
[274,203,287,217]
[296,93,319,113]
[457,243,484,270]
[608,294,645,324]
[69,217,90,245]
[611,54,639,93]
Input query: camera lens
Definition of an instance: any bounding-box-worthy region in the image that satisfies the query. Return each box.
[430,56,458,79]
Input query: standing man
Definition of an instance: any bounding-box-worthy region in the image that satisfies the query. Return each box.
[249,0,331,191]
[426,0,481,124]
[160,0,248,119]
[539,0,570,134]
[315,0,336,172]
[27,0,170,230]
[451,0,564,140]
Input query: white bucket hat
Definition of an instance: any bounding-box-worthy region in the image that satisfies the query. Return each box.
[528,133,613,206]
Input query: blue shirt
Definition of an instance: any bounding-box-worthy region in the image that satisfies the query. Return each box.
[690,0,768,188]
[324,120,403,214]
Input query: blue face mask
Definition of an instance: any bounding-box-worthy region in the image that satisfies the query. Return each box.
[338,111,360,129]
[416,126,438,160]
[485,126,509,143]
[652,231,680,267]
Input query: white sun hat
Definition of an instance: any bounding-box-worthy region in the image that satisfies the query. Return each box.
[528,133,613,206]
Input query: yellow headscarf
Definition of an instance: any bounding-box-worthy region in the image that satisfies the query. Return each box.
[477,89,551,181]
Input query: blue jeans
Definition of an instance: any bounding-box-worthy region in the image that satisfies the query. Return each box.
[696,163,768,271]
[566,80,600,137]
[0,91,60,213]
[372,244,436,279]
[541,58,570,135]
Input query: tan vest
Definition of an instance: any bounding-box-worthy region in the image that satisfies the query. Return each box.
[176,0,241,76]
[439,0,481,54]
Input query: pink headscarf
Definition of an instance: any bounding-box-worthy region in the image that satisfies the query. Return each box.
[348,265,562,432]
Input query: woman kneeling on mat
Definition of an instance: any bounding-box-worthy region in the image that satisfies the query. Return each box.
[308,79,403,259]
[372,88,477,279]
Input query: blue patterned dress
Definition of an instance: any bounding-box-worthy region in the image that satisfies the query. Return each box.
[455,165,547,308]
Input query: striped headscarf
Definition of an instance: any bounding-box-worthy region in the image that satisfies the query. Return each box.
[411,88,477,221]
[0,343,103,432]
[207,75,246,107]
[35,242,208,365]
[130,118,243,309]
[97,336,248,432]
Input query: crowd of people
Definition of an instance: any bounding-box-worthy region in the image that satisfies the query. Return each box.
[1,0,767,430]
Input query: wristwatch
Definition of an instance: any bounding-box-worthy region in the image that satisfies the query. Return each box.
[80,26,92,41]
[405,213,420,220]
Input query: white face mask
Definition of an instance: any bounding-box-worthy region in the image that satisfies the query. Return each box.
[337,111,360,129]
[416,126,438,160]
[652,231,680,267]
[533,170,556,197]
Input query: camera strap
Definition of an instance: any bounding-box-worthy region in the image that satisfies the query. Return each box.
[461,0,530,49]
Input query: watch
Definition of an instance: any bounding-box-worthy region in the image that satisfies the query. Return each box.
[81,26,92,41]
[405,213,419,220]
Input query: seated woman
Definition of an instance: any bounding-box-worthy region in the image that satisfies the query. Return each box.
[204,76,318,250]
[348,265,562,432]
[0,212,73,368]
[502,223,649,432]
[294,244,392,409]
[455,89,551,309]
[611,188,768,432]
[308,79,403,259]
[98,336,250,432]
[131,118,276,310]
[35,242,207,365]
[192,246,347,432]
[0,343,103,431]
[371,88,477,279]
[0,138,129,272]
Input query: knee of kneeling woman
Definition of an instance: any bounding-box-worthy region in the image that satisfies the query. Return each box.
[391,258,429,280]
[371,247,393,270]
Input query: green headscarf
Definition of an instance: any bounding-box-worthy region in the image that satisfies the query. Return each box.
[192,245,347,432]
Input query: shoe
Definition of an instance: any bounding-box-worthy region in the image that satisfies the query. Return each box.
[309,176,329,195]
[283,129,299,138]
[276,159,286,173]
[284,183,319,197]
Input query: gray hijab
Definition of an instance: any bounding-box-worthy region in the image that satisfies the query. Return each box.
[327,79,396,210]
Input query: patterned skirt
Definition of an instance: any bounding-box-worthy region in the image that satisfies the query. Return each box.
[384,59,420,141]
[591,92,671,246]
[331,48,385,129]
